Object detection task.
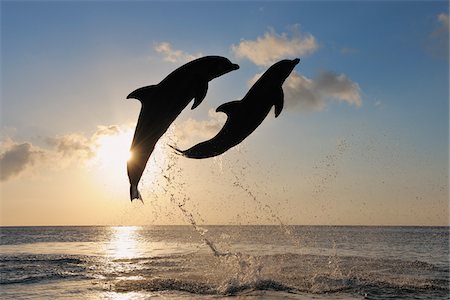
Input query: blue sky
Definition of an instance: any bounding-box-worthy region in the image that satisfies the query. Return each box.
[1,1,448,226]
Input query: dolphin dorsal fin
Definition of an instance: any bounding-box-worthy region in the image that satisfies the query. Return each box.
[127,85,159,103]
[216,100,241,116]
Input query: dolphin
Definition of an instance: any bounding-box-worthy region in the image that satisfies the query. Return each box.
[172,58,300,159]
[126,56,239,201]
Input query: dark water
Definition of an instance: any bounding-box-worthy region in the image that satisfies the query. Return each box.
[0,226,448,299]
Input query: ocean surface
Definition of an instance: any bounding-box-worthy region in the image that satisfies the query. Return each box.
[0,226,448,299]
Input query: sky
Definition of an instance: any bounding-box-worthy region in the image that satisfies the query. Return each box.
[1,1,448,226]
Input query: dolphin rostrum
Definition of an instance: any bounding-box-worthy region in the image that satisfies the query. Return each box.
[172,58,300,159]
[127,56,239,201]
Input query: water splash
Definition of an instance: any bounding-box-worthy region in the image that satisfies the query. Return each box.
[231,173,300,247]
[159,132,225,257]
[310,138,349,201]
[213,152,302,247]
[205,145,356,289]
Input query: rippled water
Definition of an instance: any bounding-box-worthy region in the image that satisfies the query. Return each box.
[0,226,448,299]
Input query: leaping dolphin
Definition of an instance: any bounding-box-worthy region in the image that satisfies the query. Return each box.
[127,56,239,201]
[172,58,300,159]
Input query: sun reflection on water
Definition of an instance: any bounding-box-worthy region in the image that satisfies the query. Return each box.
[106,226,141,259]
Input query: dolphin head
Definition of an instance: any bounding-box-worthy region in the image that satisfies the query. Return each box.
[267,58,300,85]
[257,58,299,118]
[200,56,239,79]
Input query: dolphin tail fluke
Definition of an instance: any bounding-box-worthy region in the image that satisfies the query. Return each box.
[168,144,184,156]
[130,185,143,203]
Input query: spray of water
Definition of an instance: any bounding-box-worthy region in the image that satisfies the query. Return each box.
[157,131,226,257]
[211,150,302,247]
[213,140,351,288]
[310,138,349,201]
[147,129,350,288]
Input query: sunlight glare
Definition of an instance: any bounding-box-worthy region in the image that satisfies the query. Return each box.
[106,226,141,259]
[87,127,135,188]
[87,125,171,197]
[94,129,134,170]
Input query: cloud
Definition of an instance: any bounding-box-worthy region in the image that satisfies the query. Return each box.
[154,42,202,63]
[426,12,449,59]
[234,24,362,111]
[314,72,362,106]
[249,70,361,111]
[93,125,121,137]
[47,125,129,161]
[175,109,226,142]
[282,72,325,111]
[437,13,449,30]
[1,125,132,182]
[46,134,95,160]
[0,141,46,181]
[232,25,318,66]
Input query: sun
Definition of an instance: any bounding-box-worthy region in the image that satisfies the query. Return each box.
[94,129,134,171]
[87,126,170,195]
[86,127,135,188]
[97,134,133,164]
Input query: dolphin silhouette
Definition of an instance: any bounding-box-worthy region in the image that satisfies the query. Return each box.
[127,56,239,201]
[172,58,300,159]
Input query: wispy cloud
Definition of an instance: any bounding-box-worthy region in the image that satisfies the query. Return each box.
[232,25,318,66]
[154,42,203,63]
[175,109,226,142]
[426,12,449,59]
[249,70,361,111]
[0,125,131,182]
[437,13,449,31]
[45,125,123,161]
[234,24,362,110]
[93,125,121,137]
[46,134,95,160]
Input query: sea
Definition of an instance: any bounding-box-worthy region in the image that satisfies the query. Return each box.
[0,225,448,299]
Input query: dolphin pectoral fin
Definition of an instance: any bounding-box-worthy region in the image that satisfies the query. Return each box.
[216,100,241,116]
[274,87,284,118]
[191,82,209,109]
[274,99,284,118]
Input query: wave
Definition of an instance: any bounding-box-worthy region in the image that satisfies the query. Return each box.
[114,277,295,295]
[1,252,448,298]
[0,254,88,285]
[220,279,294,295]
[109,250,449,298]
[1,272,88,285]
[113,275,448,297]
[1,255,83,265]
